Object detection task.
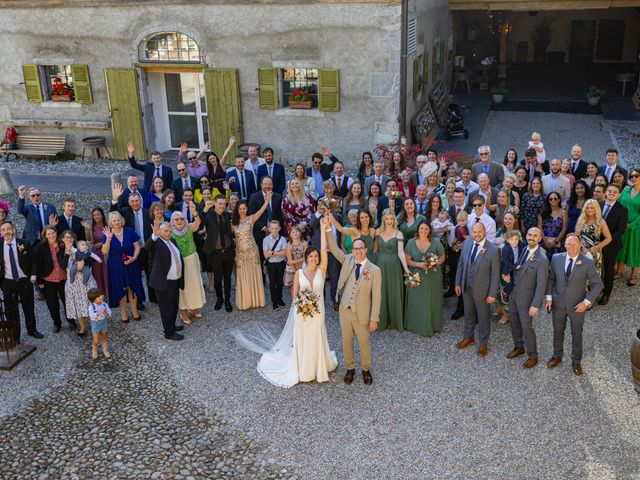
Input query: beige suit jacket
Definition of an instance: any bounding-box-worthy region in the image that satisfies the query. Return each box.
[327,234,382,325]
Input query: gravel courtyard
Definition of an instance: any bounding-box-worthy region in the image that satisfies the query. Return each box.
[2,109,640,479]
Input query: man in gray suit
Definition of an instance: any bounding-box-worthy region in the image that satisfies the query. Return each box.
[364,160,390,196]
[544,234,602,376]
[507,227,549,368]
[472,146,504,187]
[455,223,501,356]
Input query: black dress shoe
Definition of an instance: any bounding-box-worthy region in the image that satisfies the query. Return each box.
[214,299,223,311]
[225,301,233,312]
[164,333,184,341]
[450,310,464,320]
[138,303,146,311]
[362,370,373,385]
[28,331,44,339]
[344,369,355,384]
[598,295,609,306]
[53,325,61,333]
[174,326,184,332]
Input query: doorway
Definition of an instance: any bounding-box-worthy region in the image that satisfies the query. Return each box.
[146,71,208,152]
[569,20,596,62]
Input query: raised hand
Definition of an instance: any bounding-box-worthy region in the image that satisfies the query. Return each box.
[188,202,197,216]
[265,191,273,203]
[102,226,113,239]
[179,143,188,154]
[127,141,135,156]
[80,220,91,230]
[228,136,236,146]
[17,185,26,197]
[321,146,330,157]
[112,182,123,200]
[204,140,210,150]
[222,180,230,190]
[152,223,161,237]
[49,214,58,226]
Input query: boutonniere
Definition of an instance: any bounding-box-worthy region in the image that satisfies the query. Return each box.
[528,256,536,263]
[43,204,48,211]
[576,260,582,266]
[480,248,487,255]
[361,270,372,280]
[17,244,25,253]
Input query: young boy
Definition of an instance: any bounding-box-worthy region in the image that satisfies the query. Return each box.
[262,220,288,310]
[501,230,525,301]
[88,288,112,360]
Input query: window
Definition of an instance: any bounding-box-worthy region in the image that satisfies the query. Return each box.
[282,68,318,108]
[596,20,625,61]
[139,32,201,63]
[42,65,73,100]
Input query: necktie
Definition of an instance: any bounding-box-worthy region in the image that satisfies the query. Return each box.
[606,166,612,181]
[572,162,578,174]
[483,164,488,174]
[268,166,273,178]
[239,172,245,199]
[36,205,43,229]
[551,176,557,192]
[475,217,481,223]
[186,206,192,222]
[565,257,574,279]
[355,263,361,280]
[419,203,425,214]
[337,177,342,190]
[168,241,181,277]
[456,207,461,216]
[464,186,468,195]
[470,242,479,264]
[155,166,161,178]
[513,247,519,263]
[603,203,611,218]
[183,178,188,189]
[266,198,272,220]
[8,242,19,279]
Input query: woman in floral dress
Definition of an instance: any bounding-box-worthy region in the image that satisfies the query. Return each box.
[282,177,315,241]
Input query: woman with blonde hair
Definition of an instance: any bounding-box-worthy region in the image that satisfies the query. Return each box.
[293,162,317,200]
[501,174,521,209]
[574,199,612,275]
[375,208,410,331]
[282,177,315,241]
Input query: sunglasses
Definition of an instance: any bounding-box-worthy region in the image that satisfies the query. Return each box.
[30,193,42,197]
[479,152,489,156]
[473,203,483,207]
[178,168,186,172]
[630,174,640,179]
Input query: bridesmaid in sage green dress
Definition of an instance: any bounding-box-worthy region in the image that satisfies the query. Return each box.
[375,208,411,331]
[330,209,377,263]
[396,197,427,242]
[404,222,445,336]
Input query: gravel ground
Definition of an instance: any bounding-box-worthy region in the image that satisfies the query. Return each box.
[478,112,614,164]
[606,120,640,170]
[0,156,132,176]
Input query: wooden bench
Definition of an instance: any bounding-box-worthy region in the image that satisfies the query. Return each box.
[2,134,67,160]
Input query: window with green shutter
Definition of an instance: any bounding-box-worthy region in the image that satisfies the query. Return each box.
[318,68,340,112]
[71,64,93,104]
[258,67,279,110]
[22,64,43,103]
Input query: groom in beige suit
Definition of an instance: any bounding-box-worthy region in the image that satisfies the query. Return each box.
[324,217,382,385]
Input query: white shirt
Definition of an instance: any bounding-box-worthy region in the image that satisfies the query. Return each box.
[315,212,337,240]
[133,209,145,241]
[245,157,266,188]
[262,235,287,263]
[467,213,497,242]
[3,241,26,279]
[470,238,486,261]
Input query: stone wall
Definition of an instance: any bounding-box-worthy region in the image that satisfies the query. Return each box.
[0,2,410,168]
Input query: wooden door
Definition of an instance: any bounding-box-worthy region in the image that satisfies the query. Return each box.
[204,68,243,158]
[105,68,146,159]
[569,20,596,62]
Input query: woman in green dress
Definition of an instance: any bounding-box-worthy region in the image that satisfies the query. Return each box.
[329,208,377,263]
[340,210,359,254]
[375,208,410,331]
[404,222,445,336]
[396,197,426,242]
[616,168,640,286]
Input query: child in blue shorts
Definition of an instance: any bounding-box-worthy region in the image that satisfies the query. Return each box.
[88,288,112,360]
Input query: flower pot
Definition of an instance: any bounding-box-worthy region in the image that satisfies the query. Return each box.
[631,328,640,393]
[587,96,601,106]
[492,94,505,104]
[288,101,313,109]
[52,95,72,102]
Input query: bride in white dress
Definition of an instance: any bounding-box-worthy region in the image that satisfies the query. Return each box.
[231,218,337,388]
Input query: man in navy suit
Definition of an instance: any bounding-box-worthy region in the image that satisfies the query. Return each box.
[598,183,628,305]
[256,147,286,195]
[55,198,86,241]
[568,144,588,180]
[145,222,185,341]
[226,154,256,201]
[127,141,174,192]
[17,185,57,246]
[598,148,628,185]
[172,162,201,199]
[116,175,146,210]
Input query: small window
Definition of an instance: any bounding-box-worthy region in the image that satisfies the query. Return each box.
[282,68,318,108]
[139,32,201,63]
[42,65,74,100]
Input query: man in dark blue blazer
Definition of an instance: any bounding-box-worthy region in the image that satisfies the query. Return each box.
[226,154,256,201]
[116,175,146,210]
[568,144,588,180]
[17,185,57,246]
[256,148,286,195]
[127,141,174,192]
[598,148,628,185]
[55,197,87,241]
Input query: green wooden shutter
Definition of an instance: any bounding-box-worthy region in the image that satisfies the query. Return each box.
[412,55,420,101]
[432,44,439,82]
[22,64,43,103]
[422,52,429,93]
[105,68,146,159]
[318,68,340,112]
[71,64,93,104]
[204,68,243,159]
[257,67,279,110]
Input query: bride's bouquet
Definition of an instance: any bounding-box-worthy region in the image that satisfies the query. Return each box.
[423,253,439,271]
[404,272,422,288]
[295,289,321,320]
[318,196,341,213]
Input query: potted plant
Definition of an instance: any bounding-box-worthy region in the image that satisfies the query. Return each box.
[491,87,509,104]
[51,77,75,102]
[587,86,605,106]
[288,89,313,109]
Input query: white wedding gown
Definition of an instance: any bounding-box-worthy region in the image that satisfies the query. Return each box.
[231,269,337,388]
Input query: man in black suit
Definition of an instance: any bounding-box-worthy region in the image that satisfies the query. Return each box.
[172,162,201,199]
[307,150,338,198]
[55,198,87,241]
[145,222,185,340]
[0,221,42,341]
[127,141,174,192]
[116,175,146,210]
[248,176,283,267]
[202,195,235,312]
[598,148,628,185]
[598,183,628,305]
[568,144,588,180]
[256,148,287,195]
